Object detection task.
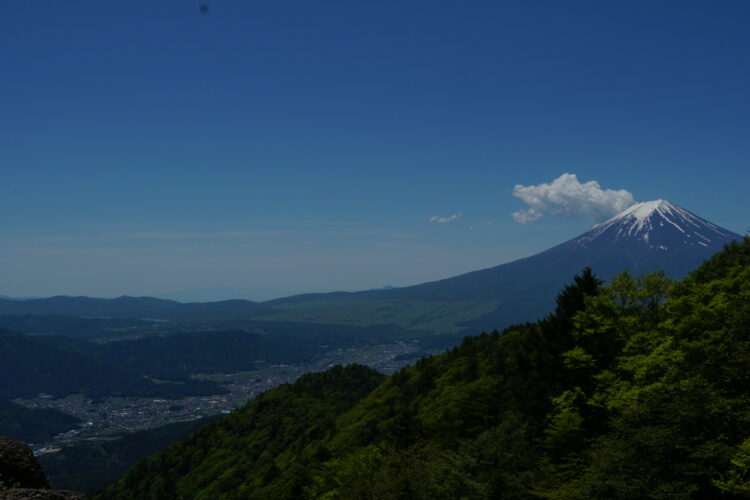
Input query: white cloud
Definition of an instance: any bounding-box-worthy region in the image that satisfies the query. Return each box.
[430,212,463,224]
[512,173,636,224]
[512,207,543,224]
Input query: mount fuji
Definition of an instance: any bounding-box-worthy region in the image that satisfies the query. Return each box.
[573,199,739,257]
[378,199,741,329]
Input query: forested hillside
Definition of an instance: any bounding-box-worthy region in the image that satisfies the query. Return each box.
[98,237,750,499]
[0,400,80,444]
[0,330,223,399]
[98,365,385,499]
[0,314,158,340]
[39,416,220,493]
[43,330,311,380]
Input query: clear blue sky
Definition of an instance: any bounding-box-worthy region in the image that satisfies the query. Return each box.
[2,1,749,300]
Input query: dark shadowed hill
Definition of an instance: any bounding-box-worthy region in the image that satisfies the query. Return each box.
[0,296,267,321]
[39,416,220,494]
[0,400,80,444]
[0,330,223,400]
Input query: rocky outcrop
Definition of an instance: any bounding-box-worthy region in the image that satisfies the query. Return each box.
[0,437,87,500]
[0,437,49,489]
[0,490,87,500]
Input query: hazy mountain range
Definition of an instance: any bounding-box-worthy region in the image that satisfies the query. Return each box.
[0,200,741,335]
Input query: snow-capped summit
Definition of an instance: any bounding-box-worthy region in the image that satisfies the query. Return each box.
[575,199,738,251]
[366,198,741,328]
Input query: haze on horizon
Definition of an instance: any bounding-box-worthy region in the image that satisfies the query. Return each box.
[2,1,748,301]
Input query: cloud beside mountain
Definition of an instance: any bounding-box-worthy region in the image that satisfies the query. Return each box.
[512,173,636,224]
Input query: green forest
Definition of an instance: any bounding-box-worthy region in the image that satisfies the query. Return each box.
[38,416,220,493]
[97,237,750,499]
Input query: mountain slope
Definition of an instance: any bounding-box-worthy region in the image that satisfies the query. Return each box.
[401,199,739,296]
[0,329,223,399]
[262,200,741,331]
[0,400,80,444]
[39,416,220,494]
[0,314,158,340]
[96,365,385,500]
[47,330,313,381]
[0,296,267,320]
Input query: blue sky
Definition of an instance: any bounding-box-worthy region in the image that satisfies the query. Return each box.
[2,1,749,300]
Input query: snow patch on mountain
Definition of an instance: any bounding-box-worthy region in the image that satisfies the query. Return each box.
[574,199,738,250]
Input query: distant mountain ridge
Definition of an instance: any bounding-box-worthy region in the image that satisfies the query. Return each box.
[400,200,741,329]
[263,200,742,331]
[0,295,266,320]
[0,200,741,334]
[369,199,741,300]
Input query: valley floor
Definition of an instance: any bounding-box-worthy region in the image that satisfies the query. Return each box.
[17,340,422,456]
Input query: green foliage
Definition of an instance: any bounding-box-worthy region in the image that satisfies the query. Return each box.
[686,235,750,285]
[97,243,750,499]
[714,438,750,496]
